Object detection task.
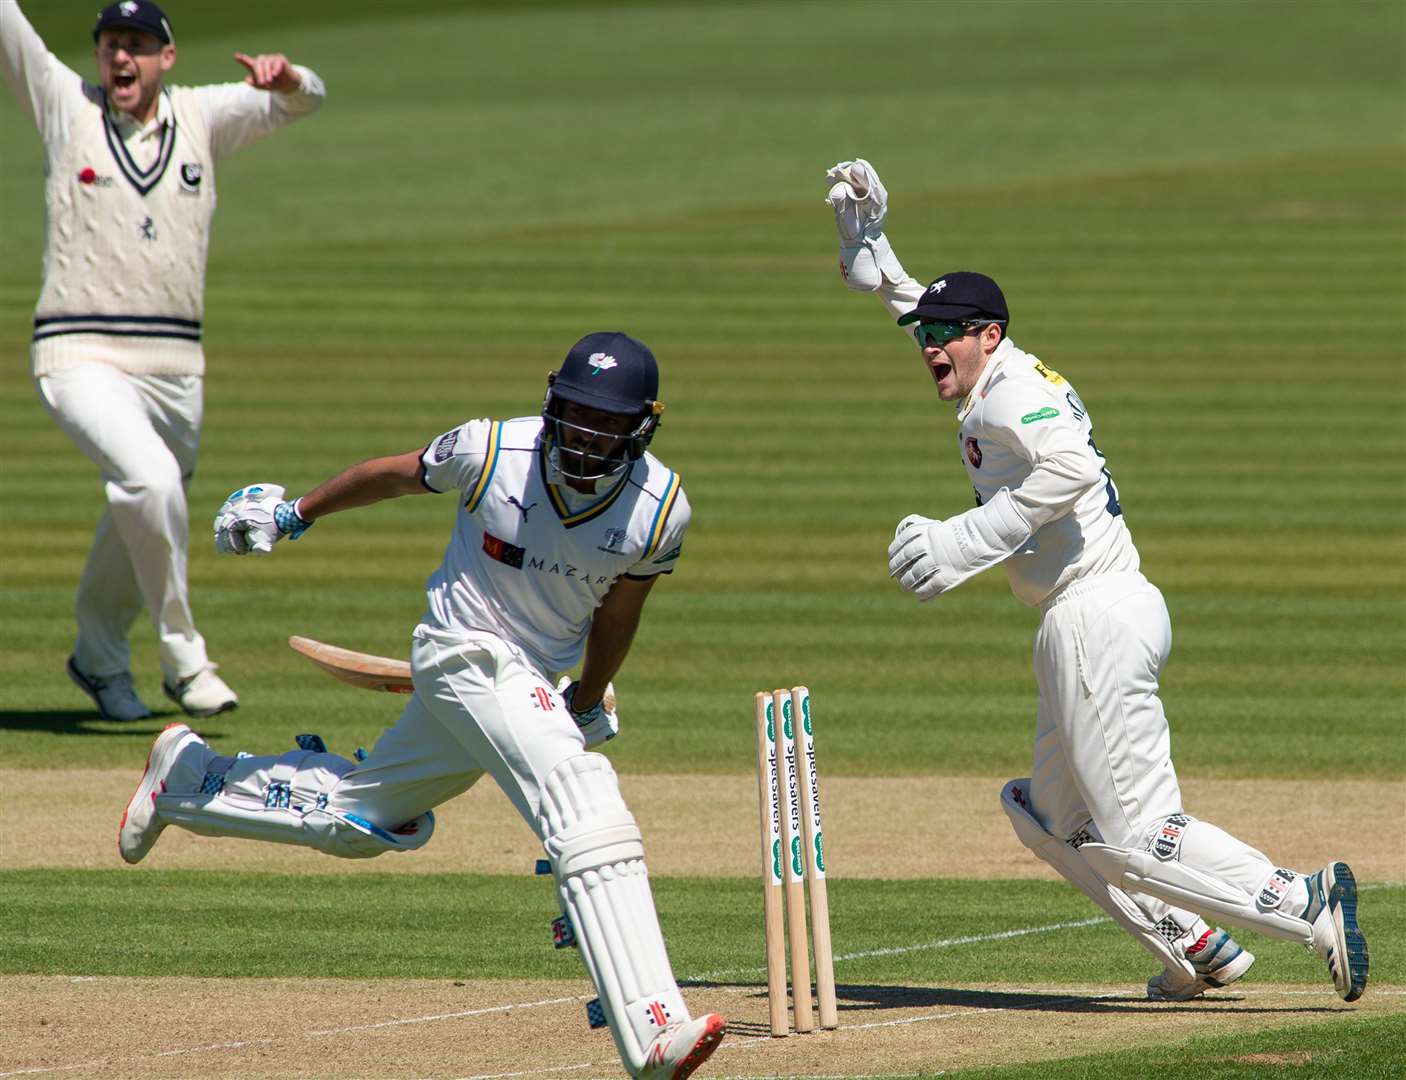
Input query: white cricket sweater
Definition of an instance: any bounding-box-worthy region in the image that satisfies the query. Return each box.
[1,2,324,377]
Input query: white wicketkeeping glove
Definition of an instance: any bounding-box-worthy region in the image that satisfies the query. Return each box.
[557,676,619,748]
[887,490,1034,601]
[825,158,907,292]
[213,483,314,555]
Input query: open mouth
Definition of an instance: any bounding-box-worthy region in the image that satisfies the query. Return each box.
[113,72,137,90]
[932,362,953,383]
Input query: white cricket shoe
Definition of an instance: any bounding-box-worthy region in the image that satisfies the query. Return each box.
[638,1013,726,1080]
[118,722,206,864]
[163,664,238,717]
[1146,927,1255,1001]
[67,656,152,722]
[1305,862,1368,1002]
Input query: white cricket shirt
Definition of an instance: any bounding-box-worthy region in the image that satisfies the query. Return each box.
[955,338,1141,606]
[418,417,690,675]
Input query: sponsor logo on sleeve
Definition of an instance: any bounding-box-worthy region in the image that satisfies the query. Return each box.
[179,163,203,193]
[432,430,459,463]
[651,543,682,564]
[965,436,982,468]
[1033,360,1066,385]
[481,532,525,569]
[1020,406,1060,424]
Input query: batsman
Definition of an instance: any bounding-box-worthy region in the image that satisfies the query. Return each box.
[825,159,1368,1004]
[117,332,725,1079]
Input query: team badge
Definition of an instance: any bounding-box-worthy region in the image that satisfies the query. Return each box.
[179,163,203,192]
[588,352,617,375]
[926,279,948,296]
[965,436,982,469]
[139,216,156,242]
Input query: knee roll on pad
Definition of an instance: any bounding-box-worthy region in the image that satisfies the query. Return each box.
[539,754,687,1072]
[1000,779,1198,977]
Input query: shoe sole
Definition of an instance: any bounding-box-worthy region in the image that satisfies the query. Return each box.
[162,682,239,719]
[118,722,193,864]
[1327,862,1369,1002]
[67,657,152,722]
[669,1014,726,1080]
[1146,946,1256,1002]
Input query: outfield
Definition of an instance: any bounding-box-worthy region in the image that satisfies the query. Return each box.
[1,2,1403,1077]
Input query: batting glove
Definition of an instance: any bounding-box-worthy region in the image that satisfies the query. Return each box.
[825,158,907,291]
[557,677,619,748]
[213,483,314,555]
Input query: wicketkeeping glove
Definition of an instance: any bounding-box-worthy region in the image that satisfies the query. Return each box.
[825,158,907,291]
[557,676,619,748]
[887,490,1033,600]
[213,483,314,555]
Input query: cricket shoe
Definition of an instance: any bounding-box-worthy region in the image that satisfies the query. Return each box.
[638,1013,726,1080]
[1304,862,1369,1002]
[163,664,238,718]
[118,723,207,864]
[67,656,152,722]
[1146,928,1255,1001]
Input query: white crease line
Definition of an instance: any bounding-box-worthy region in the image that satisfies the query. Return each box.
[689,916,1109,981]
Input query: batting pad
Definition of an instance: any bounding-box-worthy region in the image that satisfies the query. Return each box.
[1082,841,1314,946]
[157,746,436,859]
[540,754,688,1072]
[1000,779,1201,980]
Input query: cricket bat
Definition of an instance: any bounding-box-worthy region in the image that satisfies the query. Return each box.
[288,635,413,694]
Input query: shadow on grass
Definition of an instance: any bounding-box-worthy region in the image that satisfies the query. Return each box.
[0,709,231,739]
[687,981,1345,1026]
[830,983,1345,1016]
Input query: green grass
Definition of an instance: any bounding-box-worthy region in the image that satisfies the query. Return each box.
[944,1014,1406,1080]
[1,2,1402,776]
[5,871,1402,987]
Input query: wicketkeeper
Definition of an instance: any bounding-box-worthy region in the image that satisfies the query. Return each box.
[118,332,725,1079]
[825,158,1368,1003]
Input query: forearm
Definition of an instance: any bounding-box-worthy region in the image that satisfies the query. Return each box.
[879,272,927,328]
[296,452,426,521]
[575,604,643,708]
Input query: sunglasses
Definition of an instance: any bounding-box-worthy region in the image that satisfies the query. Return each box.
[912,320,1004,349]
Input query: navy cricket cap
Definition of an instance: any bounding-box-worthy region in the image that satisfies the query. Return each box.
[550,332,659,415]
[93,1,173,44]
[896,271,1009,327]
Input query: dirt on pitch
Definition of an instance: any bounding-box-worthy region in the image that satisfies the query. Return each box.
[3,772,1402,1079]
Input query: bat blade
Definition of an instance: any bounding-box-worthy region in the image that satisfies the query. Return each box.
[288,635,413,694]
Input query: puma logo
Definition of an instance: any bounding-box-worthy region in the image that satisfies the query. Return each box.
[506,496,537,521]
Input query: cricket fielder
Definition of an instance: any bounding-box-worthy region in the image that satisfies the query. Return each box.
[825,159,1368,1003]
[1,1,324,720]
[118,332,725,1079]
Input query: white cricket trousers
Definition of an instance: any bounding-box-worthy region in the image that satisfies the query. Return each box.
[36,363,207,681]
[1030,571,1184,848]
[335,625,591,832]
